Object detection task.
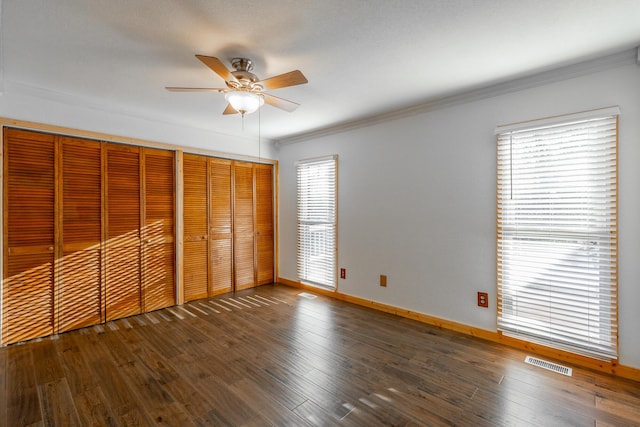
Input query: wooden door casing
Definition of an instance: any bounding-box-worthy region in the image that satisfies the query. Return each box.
[2,126,274,345]
[182,156,274,298]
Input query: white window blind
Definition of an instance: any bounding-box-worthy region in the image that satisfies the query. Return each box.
[496,107,618,361]
[297,155,337,288]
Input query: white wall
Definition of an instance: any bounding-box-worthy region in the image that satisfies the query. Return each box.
[0,84,277,159]
[277,62,640,369]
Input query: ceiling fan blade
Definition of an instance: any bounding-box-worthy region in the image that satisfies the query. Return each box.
[260,70,308,90]
[262,93,300,112]
[223,104,239,115]
[165,87,226,92]
[195,55,237,83]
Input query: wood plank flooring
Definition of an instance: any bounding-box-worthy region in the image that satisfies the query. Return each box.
[1,284,639,426]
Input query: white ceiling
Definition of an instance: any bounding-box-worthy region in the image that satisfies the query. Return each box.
[2,0,640,143]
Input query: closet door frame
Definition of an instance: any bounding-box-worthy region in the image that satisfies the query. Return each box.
[0,120,277,345]
[182,155,276,297]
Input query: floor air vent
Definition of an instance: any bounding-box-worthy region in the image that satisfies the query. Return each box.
[525,356,572,376]
[298,292,317,299]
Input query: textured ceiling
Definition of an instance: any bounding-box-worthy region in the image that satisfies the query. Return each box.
[2,0,640,143]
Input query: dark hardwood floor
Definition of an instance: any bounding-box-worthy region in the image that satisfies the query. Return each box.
[1,284,639,426]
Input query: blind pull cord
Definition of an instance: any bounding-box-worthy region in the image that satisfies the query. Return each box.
[509,134,513,200]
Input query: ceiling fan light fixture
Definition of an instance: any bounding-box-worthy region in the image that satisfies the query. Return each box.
[225,91,264,115]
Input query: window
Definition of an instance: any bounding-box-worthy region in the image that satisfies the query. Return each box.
[496,107,618,360]
[297,155,337,289]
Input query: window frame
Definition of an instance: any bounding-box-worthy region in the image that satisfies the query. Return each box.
[495,107,619,361]
[296,155,338,289]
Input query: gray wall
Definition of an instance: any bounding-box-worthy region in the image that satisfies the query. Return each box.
[277,62,640,369]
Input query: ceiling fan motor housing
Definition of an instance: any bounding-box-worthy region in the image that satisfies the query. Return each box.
[229,57,261,90]
[231,57,254,72]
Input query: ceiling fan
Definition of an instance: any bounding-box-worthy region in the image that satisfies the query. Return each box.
[166,55,308,116]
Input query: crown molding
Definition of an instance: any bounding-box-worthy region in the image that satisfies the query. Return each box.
[276,48,638,146]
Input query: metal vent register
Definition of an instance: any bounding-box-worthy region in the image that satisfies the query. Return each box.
[525,356,573,376]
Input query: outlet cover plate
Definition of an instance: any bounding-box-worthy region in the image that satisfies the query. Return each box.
[477,292,489,308]
[380,275,387,287]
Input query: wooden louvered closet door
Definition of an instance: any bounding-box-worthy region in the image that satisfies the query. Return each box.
[105,144,141,320]
[3,129,56,344]
[183,154,209,301]
[255,164,274,285]
[233,161,256,290]
[142,148,175,311]
[210,158,233,295]
[58,137,103,332]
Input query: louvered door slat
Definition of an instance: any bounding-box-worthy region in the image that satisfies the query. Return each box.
[142,149,175,311]
[210,158,233,295]
[183,154,209,301]
[3,129,55,344]
[255,164,274,285]
[4,253,55,343]
[105,145,141,320]
[58,137,103,332]
[233,161,255,290]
